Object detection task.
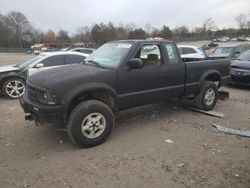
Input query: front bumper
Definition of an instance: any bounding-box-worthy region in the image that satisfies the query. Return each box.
[20,92,67,124]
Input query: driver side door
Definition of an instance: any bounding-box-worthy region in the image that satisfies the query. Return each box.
[118,43,168,109]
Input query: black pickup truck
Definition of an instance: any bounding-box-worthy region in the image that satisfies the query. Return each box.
[20,39,230,147]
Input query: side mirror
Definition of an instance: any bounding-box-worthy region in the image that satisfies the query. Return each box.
[35,63,44,68]
[234,51,240,55]
[127,58,143,69]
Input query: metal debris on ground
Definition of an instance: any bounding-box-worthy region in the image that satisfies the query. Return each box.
[188,107,225,118]
[164,139,174,144]
[218,90,229,100]
[213,124,250,137]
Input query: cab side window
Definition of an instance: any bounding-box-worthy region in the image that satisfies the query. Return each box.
[164,43,180,64]
[134,44,161,66]
[41,55,64,67]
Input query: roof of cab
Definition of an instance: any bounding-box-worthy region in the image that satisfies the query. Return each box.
[109,38,172,44]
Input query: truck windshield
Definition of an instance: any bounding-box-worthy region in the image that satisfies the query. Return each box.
[210,47,234,57]
[85,43,132,68]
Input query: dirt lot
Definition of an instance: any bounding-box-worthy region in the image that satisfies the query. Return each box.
[0,53,249,188]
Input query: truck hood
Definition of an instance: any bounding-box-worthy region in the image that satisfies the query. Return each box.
[0,64,20,73]
[28,64,116,94]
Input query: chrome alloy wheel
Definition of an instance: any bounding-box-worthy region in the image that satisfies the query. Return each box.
[204,88,215,106]
[81,113,106,139]
[5,80,25,98]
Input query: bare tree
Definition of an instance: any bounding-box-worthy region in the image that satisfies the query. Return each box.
[5,11,33,48]
[202,18,217,32]
[235,13,248,29]
[144,23,152,37]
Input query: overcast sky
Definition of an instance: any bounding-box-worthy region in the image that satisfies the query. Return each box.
[1,0,249,34]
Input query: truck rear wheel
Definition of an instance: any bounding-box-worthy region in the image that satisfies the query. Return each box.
[67,100,114,147]
[194,81,218,111]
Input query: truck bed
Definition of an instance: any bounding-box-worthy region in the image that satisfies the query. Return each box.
[184,59,230,96]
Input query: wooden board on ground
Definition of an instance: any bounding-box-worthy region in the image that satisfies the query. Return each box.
[188,107,225,118]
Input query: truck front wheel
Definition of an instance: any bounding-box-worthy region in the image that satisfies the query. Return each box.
[67,100,114,147]
[194,81,218,111]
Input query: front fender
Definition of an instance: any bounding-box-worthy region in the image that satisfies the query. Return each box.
[61,82,119,110]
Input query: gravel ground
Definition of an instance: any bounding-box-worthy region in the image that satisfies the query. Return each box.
[0,52,249,188]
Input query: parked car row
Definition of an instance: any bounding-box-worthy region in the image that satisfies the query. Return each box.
[212,36,250,42]
[208,44,250,59]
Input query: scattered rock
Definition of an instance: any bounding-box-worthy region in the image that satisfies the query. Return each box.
[177,163,185,168]
[23,181,28,188]
[59,140,64,144]
[5,143,10,146]
[234,174,240,177]
[164,139,174,144]
[171,119,177,122]
[211,148,221,153]
[24,124,29,128]
[162,164,173,172]
[9,107,16,111]
[190,179,195,183]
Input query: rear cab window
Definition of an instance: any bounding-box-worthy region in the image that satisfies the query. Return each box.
[164,43,180,64]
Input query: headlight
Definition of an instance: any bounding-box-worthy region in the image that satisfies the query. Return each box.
[44,90,57,104]
[37,89,57,105]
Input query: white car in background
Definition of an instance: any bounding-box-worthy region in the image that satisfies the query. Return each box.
[178,45,207,62]
[27,52,89,77]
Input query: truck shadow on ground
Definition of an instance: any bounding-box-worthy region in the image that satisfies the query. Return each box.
[36,99,190,150]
